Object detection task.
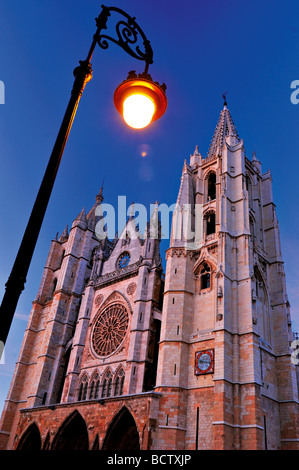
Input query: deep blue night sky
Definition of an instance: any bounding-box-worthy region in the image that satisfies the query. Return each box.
[1,0,299,412]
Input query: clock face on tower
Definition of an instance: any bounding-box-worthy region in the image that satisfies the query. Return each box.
[194,349,214,375]
[117,252,130,269]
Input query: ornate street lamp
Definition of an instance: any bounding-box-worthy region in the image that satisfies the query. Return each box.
[0,5,167,358]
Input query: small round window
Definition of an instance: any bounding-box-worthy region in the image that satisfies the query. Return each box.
[117,252,130,269]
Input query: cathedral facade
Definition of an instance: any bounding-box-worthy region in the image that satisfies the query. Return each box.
[0,104,298,450]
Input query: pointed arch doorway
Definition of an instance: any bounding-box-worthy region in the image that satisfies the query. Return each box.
[102,407,140,450]
[51,410,89,450]
[17,423,41,450]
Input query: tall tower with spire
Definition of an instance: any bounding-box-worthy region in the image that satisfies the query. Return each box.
[153,102,299,450]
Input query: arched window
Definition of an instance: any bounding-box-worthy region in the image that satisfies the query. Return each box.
[246,173,253,208]
[200,263,211,290]
[59,250,65,268]
[89,247,97,268]
[89,373,100,400]
[254,268,271,344]
[249,215,255,241]
[205,211,216,236]
[53,278,57,293]
[78,376,88,401]
[102,370,112,398]
[41,392,47,405]
[56,346,71,404]
[49,278,57,300]
[95,379,100,398]
[107,375,113,397]
[207,172,216,201]
[114,368,125,396]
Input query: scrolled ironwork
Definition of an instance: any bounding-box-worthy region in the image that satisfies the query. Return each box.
[95,5,153,69]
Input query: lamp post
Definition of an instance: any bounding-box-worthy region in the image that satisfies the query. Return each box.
[0,5,167,358]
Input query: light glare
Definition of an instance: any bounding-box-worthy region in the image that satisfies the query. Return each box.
[123,94,155,129]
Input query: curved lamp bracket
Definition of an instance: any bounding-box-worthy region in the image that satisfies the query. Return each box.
[94,5,154,73]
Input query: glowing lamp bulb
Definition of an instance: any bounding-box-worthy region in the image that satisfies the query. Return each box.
[123,94,155,129]
[114,74,167,130]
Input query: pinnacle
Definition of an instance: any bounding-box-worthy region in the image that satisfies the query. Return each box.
[194,145,200,155]
[96,185,104,204]
[59,224,68,242]
[86,183,105,231]
[75,207,87,221]
[71,207,87,229]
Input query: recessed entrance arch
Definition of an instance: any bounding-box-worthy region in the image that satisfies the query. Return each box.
[17,422,41,450]
[102,407,140,450]
[51,410,89,450]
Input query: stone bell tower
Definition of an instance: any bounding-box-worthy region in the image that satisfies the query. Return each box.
[154,102,299,450]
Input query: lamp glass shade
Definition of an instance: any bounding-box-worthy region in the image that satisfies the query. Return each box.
[123,93,155,129]
[114,76,167,130]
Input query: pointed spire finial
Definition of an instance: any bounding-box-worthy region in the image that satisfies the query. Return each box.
[59,224,69,242]
[96,181,104,204]
[75,207,86,221]
[206,99,240,159]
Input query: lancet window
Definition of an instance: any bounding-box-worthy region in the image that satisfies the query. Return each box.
[205,211,216,236]
[102,370,113,398]
[207,172,216,201]
[89,373,100,400]
[78,375,88,401]
[114,368,125,396]
[201,263,211,290]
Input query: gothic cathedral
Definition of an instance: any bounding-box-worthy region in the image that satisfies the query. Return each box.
[1,103,298,450]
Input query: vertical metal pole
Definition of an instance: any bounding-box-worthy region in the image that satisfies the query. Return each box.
[0,60,92,357]
[195,407,199,450]
[0,4,153,360]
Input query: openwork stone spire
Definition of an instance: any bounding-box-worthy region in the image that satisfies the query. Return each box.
[207,104,240,158]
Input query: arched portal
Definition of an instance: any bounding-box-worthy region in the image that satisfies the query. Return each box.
[51,410,89,450]
[102,407,140,450]
[17,422,41,450]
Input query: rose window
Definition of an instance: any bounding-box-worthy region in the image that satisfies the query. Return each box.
[92,303,129,357]
[117,252,130,268]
